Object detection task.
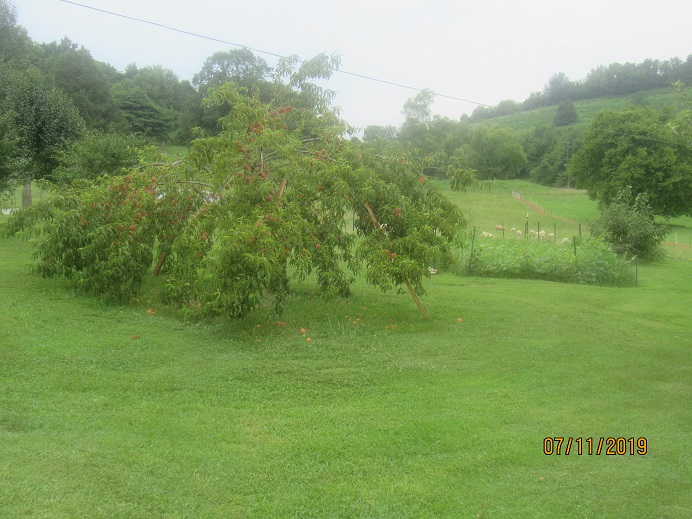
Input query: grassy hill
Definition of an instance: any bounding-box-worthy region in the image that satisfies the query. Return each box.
[474,86,688,136]
[1,182,690,517]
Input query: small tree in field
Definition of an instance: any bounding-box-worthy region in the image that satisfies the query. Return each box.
[554,98,577,126]
[588,187,668,261]
[2,54,468,319]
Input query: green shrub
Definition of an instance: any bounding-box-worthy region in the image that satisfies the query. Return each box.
[53,131,143,184]
[588,187,668,261]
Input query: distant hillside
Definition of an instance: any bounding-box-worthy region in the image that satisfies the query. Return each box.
[473,87,687,136]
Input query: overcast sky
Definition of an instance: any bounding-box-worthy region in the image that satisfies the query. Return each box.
[16,0,692,130]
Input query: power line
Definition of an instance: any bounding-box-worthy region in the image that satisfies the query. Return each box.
[316,0,549,76]
[57,0,491,108]
[53,0,692,148]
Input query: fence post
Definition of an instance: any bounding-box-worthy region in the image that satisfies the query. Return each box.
[635,255,639,287]
[469,227,476,274]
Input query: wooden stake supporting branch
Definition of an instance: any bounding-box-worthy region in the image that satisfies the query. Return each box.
[152,248,169,277]
[363,201,430,320]
[364,202,384,235]
[404,277,430,321]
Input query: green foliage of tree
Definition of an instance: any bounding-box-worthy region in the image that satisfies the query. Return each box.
[569,105,692,217]
[401,89,435,127]
[470,100,522,121]
[53,131,143,184]
[0,67,85,182]
[2,161,186,302]
[554,98,577,126]
[362,125,400,157]
[111,81,175,140]
[38,38,123,130]
[542,73,575,105]
[588,187,668,261]
[192,49,271,93]
[125,64,190,111]
[0,108,25,192]
[0,0,30,64]
[183,49,277,139]
[670,81,692,147]
[453,126,527,180]
[120,64,198,143]
[3,56,468,320]
[522,126,580,187]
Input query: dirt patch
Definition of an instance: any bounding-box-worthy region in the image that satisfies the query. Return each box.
[513,197,579,226]
[665,241,691,248]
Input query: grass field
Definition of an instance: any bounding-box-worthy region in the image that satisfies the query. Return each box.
[1,182,691,517]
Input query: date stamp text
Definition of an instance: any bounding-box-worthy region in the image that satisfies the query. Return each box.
[543,437,647,455]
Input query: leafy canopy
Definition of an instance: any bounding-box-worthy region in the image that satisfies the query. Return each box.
[588,186,668,261]
[569,105,692,217]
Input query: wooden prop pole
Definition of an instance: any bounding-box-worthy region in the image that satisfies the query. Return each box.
[363,201,429,320]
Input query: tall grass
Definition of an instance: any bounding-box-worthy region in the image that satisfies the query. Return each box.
[455,235,635,286]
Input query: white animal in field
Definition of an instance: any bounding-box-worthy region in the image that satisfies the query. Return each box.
[428,266,438,275]
[495,225,506,231]
[481,231,494,238]
[562,237,571,245]
[510,227,516,233]
[515,230,523,238]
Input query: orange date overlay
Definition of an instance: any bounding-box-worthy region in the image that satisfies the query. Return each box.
[543,437,647,455]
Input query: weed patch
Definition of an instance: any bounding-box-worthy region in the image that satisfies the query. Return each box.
[455,236,635,286]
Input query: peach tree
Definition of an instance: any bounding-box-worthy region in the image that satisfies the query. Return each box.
[2,54,468,319]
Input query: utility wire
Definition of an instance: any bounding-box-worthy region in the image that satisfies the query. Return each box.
[55,0,690,148]
[57,0,490,108]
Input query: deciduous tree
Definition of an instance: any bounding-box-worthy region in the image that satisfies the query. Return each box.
[569,105,692,217]
[3,56,468,320]
[0,67,85,204]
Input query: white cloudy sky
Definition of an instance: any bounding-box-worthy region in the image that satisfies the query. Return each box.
[16,0,692,130]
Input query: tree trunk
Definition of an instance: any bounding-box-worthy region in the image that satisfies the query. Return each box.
[22,182,32,208]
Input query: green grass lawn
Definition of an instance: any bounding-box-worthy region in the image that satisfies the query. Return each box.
[1,184,691,517]
[437,179,599,241]
[162,144,190,158]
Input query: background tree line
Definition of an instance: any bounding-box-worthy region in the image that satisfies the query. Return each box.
[470,56,692,122]
[0,0,281,198]
[363,83,691,217]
